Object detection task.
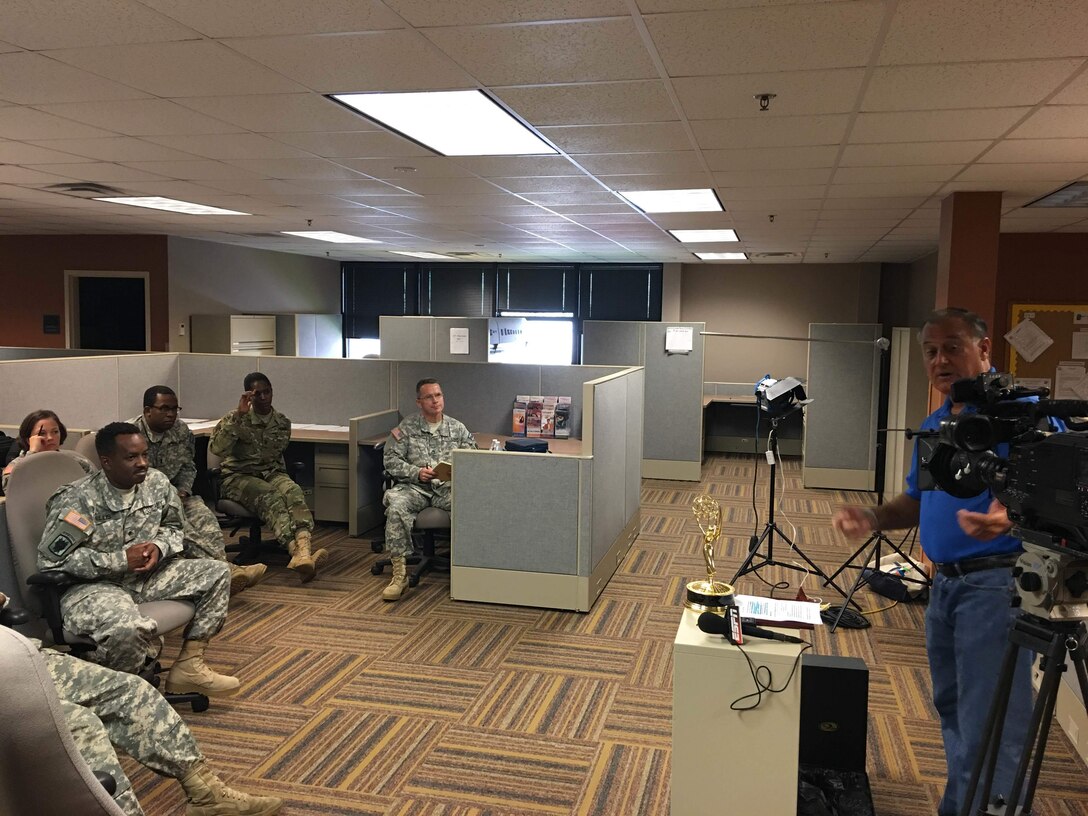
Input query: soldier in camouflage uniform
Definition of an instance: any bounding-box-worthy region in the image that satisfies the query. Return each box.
[129,385,266,595]
[209,372,326,583]
[37,422,238,696]
[381,378,476,601]
[2,593,281,816]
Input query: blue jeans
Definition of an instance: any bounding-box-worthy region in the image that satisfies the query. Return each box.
[926,568,1033,816]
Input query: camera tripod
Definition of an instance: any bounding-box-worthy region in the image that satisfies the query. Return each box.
[823,526,930,633]
[730,417,850,603]
[960,613,1088,816]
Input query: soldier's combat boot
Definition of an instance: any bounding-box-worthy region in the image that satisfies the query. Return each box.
[229,563,267,595]
[180,761,282,816]
[382,556,409,601]
[287,529,327,583]
[165,639,241,697]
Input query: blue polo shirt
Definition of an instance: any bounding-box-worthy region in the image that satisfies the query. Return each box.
[904,396,1063,563]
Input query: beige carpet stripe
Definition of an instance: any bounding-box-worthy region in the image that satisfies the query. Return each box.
[332,661,491,719]
[210,600,315,643]
[276,612,418,654]
[536,598,648,639]
[573,742,670,816]
[184,701,316,774]
[626,639,674,689]
[501,632,639,679]
[461,671,616,741]
[599,687,672,749]
[239,647,372,707]
[383,618,524,669]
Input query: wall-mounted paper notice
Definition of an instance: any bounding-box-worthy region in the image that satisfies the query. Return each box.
[665,326,693,353]
[450,327,469,355]
[1073,331,1088,360]
[1055,361,1088,400]
[1005,318,1053,363]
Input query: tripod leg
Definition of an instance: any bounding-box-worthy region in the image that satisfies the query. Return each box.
[828,540,880,633]
[730,524,772,583]
[823,539,872,585]
[960,638,1019,816]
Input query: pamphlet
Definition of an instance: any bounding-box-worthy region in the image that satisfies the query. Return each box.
[525,396,543,437]
[512,395,528,436]
[554,396,571,438]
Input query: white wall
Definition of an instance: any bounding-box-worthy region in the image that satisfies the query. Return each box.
[167,237,340,352]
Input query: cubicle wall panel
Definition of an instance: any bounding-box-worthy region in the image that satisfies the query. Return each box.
[642,322,704,463]
[433,317,489,363]
[117,354,179,419]
[581,321,643,366]
[0,356,122,427]
[0,347,134,361]
[177,354,258,420]
[541,365,623,441]
[380,316,433,361]
[396,362,540,436]
[625,368,645,521]
[452,451,581,574]
[259,357,392,425]
[589,374,629,572]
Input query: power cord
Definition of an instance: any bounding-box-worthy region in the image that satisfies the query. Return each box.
[821,605,870,629]
[730,639,812,711]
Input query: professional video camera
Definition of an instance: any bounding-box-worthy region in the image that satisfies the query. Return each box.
[912,372,1088,621]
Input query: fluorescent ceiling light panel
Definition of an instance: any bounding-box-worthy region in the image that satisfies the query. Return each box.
[695,252,748,261]
[390,251,454,259]
[618,188,723,213]
[94,196,248,216]
[669,228,738,242]
[1026,181,1088,207]
[281,231,379,244]
[330,90,557,157]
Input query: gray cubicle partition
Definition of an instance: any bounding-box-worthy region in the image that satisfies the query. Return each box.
[0,347,135,361]
[380,316,490,363]
[582,320,705,481]
[803,323,882,490]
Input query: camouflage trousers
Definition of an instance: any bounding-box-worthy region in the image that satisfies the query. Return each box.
[383,484,451,558]
[45,648,202,816]
[181,494,227,562]
[222,471,313,547]
[60,558,231,673]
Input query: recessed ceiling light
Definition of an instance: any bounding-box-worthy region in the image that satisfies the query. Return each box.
[390,250,454,259]
[617,188,723,213]
[695,252,748,261]
[1025,181,1088,207]
[669,228,739,242]
[329,89,557,157]
[281,231,379,244]
[93,196,249,216]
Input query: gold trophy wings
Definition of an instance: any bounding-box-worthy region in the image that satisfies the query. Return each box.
[686,494,735,613]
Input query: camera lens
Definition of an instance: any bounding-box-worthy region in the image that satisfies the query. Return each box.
[940,414,993,452]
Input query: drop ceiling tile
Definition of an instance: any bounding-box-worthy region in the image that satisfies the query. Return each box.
[692,115,849,149]
[0,0,199,50]
[0,140,95,164]
[718,184,827,200]
[821,196,932,210]
[539,122,692,154]
[145,133,316,160]
[940,180,1057,196]
[851,108,1031,144]
[424,19,655,85]
[453,155,584,177]
[340,156,475,179]
[982,139,1088,164]
[840,141,990,166]
[880,0,1088,65]
[833,165,962,184]
[598,173,714,192]
[223,157,372,179]
[726,198,822,211]
[817,208,914,221]
[492,176,604,194]
[386,0,627,26]
[957,163,1088,182]
[140,0,405,37]
[46,41,306,97]
[0,165,72,184]
[644,4,883,76]
[1009,106,1088,140]
[494,82,677,127]
[37,99,245,137]
[121,160,265,180]
[703,146,838,171]
[270,131,433,158]
[863,61,1082,111]
[226,31,475,93]
[0,106,120,139]
[0,52,150,105]
[673,68,865,120]
[21,162,168,182]
[713,168,832,187]
[192,178,322,197]
[288,179,415,197]
[32,136,205,162]
[174,93,378,134]
[102,179,243,201]
[576,152,705,176]
[828,182,944,198]
[544,202,638,214]
[393,176,506,196]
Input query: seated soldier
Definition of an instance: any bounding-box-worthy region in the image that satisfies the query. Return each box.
[380,378,476,601]
[1,591,281,816]
[37,422,238,696]
[129,385,265,595]
[209,372,327,582]
[2,409,91,492]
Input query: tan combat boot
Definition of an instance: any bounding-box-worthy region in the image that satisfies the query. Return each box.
[180,761,282,816]
[382,556,409,601]
[165,639,241,697]
[229,563,267,595]
[287,529,328,583]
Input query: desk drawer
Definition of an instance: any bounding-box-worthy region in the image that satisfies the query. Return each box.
[315,485,348,523]
[315,463,348,487]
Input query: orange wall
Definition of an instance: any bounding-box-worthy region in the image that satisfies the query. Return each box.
[0,235,169,350]
[994,233,1088,367]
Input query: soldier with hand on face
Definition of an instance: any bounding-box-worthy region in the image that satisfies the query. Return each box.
[130,385,266,596]
[37,422,238,697]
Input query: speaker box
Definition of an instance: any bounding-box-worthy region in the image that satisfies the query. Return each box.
[799,654,868,772]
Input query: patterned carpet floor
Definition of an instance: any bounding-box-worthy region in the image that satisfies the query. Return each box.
[126,454,1088,815]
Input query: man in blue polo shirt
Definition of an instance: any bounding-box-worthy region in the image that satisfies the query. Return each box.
[833,307,1044,816]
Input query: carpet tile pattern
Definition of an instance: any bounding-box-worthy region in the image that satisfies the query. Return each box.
[117,453,1088,815]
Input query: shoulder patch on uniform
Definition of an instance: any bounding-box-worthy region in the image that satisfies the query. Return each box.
[47,531,78,558]
[390,427,403,440]
[62,509,92,532]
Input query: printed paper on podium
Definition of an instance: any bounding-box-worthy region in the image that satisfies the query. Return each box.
[736,594,823,627]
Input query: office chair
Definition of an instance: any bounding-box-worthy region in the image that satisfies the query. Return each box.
[4,451,208,712]
[0,625,126,816]
[73,432,99,467]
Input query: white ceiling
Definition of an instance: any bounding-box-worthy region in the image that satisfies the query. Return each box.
[0,0,1086,265]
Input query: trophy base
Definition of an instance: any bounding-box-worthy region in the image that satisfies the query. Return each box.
[685,579,736,614]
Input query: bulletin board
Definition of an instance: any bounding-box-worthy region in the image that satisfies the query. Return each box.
[1007,303,1088,399]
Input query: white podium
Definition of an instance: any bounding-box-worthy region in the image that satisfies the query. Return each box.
[672,609,806,816]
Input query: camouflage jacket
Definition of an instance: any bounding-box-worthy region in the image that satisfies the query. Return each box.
[38,469,184,581]
[209,407,291,479]
[384,414,476,491]
[127,414,197,494]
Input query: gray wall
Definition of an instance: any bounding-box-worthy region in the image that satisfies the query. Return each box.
[880,252,938,335]
[167,237,340,353]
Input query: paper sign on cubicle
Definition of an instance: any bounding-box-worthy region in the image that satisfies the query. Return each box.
[1073,331,1088,360]
[449,327,469,355]
[1055,361,1088,400]
[1014,377,1052,393]
[665,326,693,353]
[1005,319,1052,363]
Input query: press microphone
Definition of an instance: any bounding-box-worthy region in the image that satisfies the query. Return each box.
[697,611,805,644]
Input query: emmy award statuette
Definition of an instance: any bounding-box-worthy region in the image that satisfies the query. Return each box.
[686,494,735,613]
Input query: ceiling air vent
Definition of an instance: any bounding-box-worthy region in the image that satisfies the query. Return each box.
[42,182,126,198]
[750,251,801,259]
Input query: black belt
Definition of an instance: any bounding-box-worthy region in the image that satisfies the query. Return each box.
[935,554,1018,577]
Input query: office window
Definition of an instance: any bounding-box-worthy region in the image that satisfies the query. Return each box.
[579,264,662,321]
[423,263,494,317]
[342,262,418,338]
[496,264,575,313]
